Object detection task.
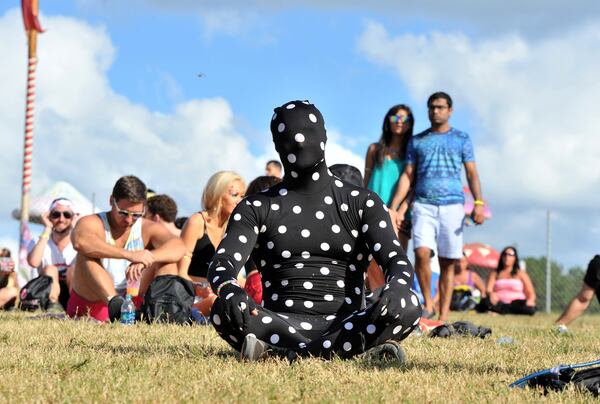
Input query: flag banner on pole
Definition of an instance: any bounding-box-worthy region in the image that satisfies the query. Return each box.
[21,0,44,32]
[18,221,34,287]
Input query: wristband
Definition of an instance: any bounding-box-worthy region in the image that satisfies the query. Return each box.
[474,200,485,206]
[40,232,50,240]
[216,279,239,296]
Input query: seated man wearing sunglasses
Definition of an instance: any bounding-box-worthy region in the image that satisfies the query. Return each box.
[27,198,80,312]
[68,175,185,322]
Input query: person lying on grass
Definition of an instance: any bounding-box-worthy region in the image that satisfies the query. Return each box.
[207,100,422,362]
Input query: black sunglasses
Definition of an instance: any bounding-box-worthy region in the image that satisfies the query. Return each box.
[50,211,73,219]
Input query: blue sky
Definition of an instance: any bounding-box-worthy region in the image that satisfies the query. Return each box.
[2,1,600,273]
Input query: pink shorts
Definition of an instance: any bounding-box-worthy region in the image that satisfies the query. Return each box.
[67,289,109,322]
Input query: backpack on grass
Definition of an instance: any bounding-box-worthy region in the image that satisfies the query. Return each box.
[511,358,600,397]
[141,275,194,324]
[19,275,52,311]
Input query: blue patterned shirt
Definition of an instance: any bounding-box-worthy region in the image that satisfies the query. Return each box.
[406,127,475,205]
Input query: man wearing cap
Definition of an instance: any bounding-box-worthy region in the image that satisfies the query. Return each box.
[27,198,79,311]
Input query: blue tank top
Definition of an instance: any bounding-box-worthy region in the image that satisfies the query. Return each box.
[367,158,405,206]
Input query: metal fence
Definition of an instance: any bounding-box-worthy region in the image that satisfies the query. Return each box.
[471,261,600,314]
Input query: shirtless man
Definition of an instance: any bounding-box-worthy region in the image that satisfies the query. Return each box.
[68,175,185,322]
[146,194,181,237]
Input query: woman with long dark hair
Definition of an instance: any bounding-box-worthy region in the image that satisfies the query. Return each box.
[364,104,414,250]
[483,246,537,315]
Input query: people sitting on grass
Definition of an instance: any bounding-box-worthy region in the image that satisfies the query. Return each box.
[178,171,246,316]
[27,197,79,312]
[68,175,185,322]
[207,100,421,363]
[0,248,18,310]
[555,255,600,332]
[243,175,282,305]
[481,246,537,315]
[445,253,486,311]
[146,194,181,237]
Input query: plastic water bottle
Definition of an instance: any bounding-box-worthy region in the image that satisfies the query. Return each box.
[191,307,209,325]
[496,336,514,345]
[120,294,135,325]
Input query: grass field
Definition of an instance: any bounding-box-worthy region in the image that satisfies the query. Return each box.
[0,311,598,403]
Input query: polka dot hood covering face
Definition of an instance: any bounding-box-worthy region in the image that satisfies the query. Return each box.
[207,100,422,359]
[271,100,328,186]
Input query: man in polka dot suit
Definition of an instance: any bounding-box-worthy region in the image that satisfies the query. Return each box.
[208,100,422,361]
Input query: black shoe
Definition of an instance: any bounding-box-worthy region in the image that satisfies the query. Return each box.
[240,334,297,363]
[108,296,125,322]
[364,340,407,365]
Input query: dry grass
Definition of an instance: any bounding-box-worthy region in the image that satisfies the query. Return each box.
[0,311,598,403]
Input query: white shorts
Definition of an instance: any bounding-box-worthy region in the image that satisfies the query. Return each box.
[412,202,464,259]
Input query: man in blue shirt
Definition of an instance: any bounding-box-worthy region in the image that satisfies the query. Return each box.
[390,92,486,321]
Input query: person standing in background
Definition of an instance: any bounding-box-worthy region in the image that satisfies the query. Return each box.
[364,105,414,252]
[390,92,486,321]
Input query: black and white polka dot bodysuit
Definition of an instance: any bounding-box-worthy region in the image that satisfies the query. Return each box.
[208,101,421,358]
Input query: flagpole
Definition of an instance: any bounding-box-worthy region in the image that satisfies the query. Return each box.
[18,0,41,276]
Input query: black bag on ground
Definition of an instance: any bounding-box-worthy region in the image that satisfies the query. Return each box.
[19,275,52,311]
[429,321,492,339]
[528,366,600,397]
[450,287,477,311]
[141,275,194,324]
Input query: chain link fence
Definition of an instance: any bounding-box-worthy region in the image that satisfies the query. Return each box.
[470,257,600,314]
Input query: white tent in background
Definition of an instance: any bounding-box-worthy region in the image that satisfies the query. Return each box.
[12,181,97,224]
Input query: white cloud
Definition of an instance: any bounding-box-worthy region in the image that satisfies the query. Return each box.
[357,21,600,209]
[0,8,362,238]
[0,9,263,223]
[325,128,364,174]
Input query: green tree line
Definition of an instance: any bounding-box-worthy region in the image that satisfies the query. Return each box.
[525,256,600,313]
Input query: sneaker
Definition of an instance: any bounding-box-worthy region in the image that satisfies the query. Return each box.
[240,334,297,363]
[364,340,407,365]
[556,324,569,334]
[108,296,125,322]
[46,301,65,313]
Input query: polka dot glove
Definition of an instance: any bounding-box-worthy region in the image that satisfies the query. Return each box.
[218,282,257,332]
[369,277,410,323]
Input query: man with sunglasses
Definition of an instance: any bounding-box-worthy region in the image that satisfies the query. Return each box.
[391,92,486,321]
[68,175,185,322]
[27,198,79,312]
